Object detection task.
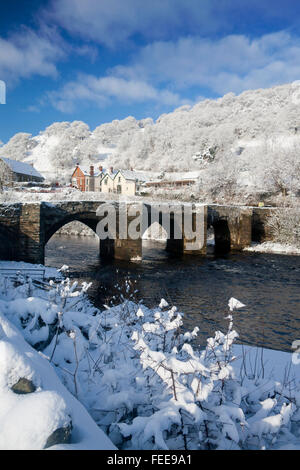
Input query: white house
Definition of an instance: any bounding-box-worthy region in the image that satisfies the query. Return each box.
[100,167,118,194]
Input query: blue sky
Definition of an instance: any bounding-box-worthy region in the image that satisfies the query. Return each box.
[1,0,300,143]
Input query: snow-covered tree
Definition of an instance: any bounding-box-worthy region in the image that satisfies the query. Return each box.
[1,81,300,201]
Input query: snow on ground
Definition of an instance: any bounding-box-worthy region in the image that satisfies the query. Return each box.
[0,187,141,203]
[0,187,203,205]
[0,265,299,450]
[0,261,62,279]
[0,312,115,450]
[244,242,300,255]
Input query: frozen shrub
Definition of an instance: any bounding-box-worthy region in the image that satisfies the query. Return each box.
[0,274,299,450]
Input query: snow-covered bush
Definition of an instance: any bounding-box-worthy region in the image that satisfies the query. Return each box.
[266,206,300,247]
[0,273,299,450]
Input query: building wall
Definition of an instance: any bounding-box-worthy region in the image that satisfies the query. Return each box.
[71,167,86,191]
[115,173,136,196]
[85,176,91,191]
[15,172,43,183]
[95,175,102,192]
[0,160,14,185]
[100,172,136,195]
[101,174,115,193]
[85,174,103,192]
[0,160,43,184]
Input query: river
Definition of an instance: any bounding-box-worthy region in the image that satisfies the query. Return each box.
[45,234,300,353]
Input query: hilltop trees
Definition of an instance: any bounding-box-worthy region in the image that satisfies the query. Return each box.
[0,82,300,201]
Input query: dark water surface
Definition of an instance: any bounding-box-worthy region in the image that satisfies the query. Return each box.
[45,235,300,352]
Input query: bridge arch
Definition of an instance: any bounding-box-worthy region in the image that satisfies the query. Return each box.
[44,213,100,245]
[211,219,231,254]
[141,204,184,255]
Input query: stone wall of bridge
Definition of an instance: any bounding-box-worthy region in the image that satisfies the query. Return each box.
[0,203,43,263]
[0,201,282,264]
[251,207,277,242]
[208,205,253,253]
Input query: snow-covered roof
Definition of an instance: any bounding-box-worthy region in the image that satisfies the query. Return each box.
[116,170,161,182]
[164,171,200,181]
[102,169,118,179]
[144,171,200,184]
[75,166,104,177]
[0,157,44,179]
[117,170,136,181]
[117,170,145,181]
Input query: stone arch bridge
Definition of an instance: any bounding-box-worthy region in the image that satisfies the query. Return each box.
[0,201,273,264]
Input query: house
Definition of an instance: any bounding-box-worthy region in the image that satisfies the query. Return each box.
[100,168,154,195]
[100,167,118,194]
[101,169,140,196]
[71,164,104,192]
[0,157,44,185]
[71,164,149,195]
[144,172,199,189]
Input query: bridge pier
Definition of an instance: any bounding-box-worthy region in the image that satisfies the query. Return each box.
[208,206,252,253]
[115,238,142,261]
[99,239,115,259]
[183,206,207,255]
[18,203,45,264]
[251,207,276,242]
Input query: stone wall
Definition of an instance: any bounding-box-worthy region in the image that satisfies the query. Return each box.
[251,207,277,242]
[208,205,252,252]
[0,201,283,264]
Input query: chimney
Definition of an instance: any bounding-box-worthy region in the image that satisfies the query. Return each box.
[110,166,113,174]
[99,165,103,172]
[90,165,94,176]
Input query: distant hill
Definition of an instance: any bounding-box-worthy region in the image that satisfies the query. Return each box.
[1,81,300,199]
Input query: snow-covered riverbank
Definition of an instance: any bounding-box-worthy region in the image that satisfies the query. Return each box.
[0,262,299,450]
[244,242,300,255]
[0,313,116,450]
[0,260,63,278]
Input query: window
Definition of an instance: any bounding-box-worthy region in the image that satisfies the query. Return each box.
[104,178,108,185]
[118,176,121,182]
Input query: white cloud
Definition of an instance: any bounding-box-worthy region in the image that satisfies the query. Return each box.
[6,0,300,115]
[44,29,300,113]
[45,0,224,47]
[44,0,300,50]
[0,23,99,86]
[48,74,186,112]
[111,31,300,95]
[0,26,68,84]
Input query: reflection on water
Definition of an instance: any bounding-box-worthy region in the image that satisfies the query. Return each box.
[45,235,300,352]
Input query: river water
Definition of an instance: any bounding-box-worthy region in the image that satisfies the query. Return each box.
[45,235,300,353]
